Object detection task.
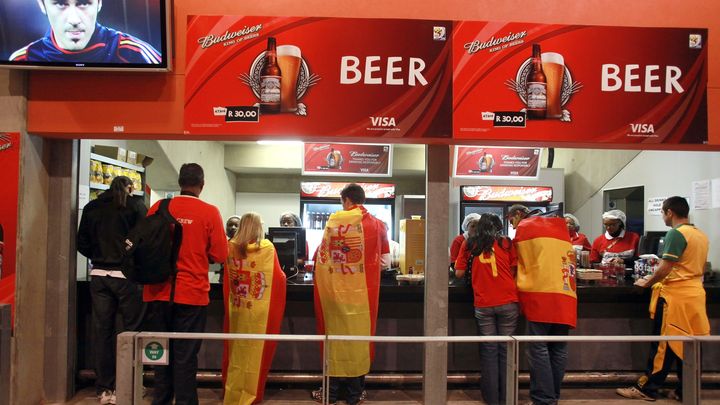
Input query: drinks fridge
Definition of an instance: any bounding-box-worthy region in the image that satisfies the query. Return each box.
[459,185,563,239]
[300,182,395,259]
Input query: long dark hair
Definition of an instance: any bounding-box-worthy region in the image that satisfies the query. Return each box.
[468,213,507,256]
[109,176,132,208]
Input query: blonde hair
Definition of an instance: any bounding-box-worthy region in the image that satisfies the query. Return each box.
[231,212,264,258]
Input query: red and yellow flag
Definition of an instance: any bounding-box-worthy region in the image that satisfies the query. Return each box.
[314,206,384,377]
[514,216,577,328]
[222,239,286,405]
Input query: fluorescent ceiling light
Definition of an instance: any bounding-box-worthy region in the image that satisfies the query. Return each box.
[256,140,303,146]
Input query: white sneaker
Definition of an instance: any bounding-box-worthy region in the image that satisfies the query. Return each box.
[98,390,117,405]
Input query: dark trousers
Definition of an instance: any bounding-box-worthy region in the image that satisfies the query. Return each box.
[90,275,144,394]
[637,298,683,398]
[526,321,569,405]
[145,301,207,405]
[328,375,365,404]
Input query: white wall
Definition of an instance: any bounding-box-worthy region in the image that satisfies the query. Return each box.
[575,151,720,270]
[448,167,565,243]
[235,192,300,234]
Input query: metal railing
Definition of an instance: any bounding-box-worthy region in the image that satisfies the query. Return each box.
[0,304,11,405]
[117,332,718,405]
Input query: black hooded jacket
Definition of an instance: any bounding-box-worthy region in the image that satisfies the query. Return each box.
[77,190,147,270]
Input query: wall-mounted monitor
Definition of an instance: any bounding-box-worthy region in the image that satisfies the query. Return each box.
[0,0,171,71]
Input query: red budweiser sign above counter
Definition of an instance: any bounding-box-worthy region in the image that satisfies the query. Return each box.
[26,15,710,147]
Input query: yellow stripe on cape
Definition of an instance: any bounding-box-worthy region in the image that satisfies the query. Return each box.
[225,239,276,405]
[516,236,577,299]
[316,208,372,377]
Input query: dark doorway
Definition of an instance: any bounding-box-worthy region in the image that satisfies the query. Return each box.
[603,186,644,236]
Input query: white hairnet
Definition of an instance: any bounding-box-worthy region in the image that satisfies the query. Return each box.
[602,209,626,227]
[563,213,580,231]
[461,213,481,232]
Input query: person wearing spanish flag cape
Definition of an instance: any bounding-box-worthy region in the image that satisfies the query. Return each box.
[222,212,286,405]
[507,204,577,405]
[312,183,390,405]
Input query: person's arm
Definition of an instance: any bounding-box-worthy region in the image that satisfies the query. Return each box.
[589,237,602,263]
[207,207,229,264]
[454,240,470,279]
[634,259,673,288]
[76,209,93,258]
[635,228,683,287]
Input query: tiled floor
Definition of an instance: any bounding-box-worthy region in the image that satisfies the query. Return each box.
[56,386,720,404]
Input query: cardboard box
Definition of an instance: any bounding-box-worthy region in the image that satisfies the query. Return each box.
[93,145,127,162]
[121,149,154,167]
[399,218,425,275]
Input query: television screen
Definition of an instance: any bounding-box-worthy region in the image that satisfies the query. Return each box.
[0,0,171,71]
[268,227,306,273]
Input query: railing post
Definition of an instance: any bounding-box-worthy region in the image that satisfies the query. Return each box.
[682,339,701,405]
[116,332,138,404]
[506,337,518,405]
[323,336,328,405]
[0,304,11,405]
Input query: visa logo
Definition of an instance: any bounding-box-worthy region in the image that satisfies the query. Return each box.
[370,116,396,127]
[630,123,654,134]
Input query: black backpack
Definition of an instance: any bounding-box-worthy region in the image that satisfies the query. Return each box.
[121,198,183,284]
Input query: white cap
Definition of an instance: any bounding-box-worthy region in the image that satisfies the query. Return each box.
[602,209,626,227]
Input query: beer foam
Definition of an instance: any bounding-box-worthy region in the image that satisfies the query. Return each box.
[277,45,301,57]
[541,52,564,65]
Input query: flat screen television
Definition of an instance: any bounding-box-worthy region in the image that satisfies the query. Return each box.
[0,0,171,71]
[268,227,306,273]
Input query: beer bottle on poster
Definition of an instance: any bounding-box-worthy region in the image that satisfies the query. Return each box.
[260,37,281,114]
[526,43,547,119]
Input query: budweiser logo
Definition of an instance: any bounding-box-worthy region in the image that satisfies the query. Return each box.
[464,31,527,54]
[197,24,263,49]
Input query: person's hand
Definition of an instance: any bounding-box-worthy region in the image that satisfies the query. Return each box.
[611,257,624,266]
[634,277,650,288]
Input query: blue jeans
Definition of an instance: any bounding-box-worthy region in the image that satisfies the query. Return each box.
[475,302,520,405]
[526,321,570,405]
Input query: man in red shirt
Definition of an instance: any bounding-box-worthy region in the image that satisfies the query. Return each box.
[143,163,228,405]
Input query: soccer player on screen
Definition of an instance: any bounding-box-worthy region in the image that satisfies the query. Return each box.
[9,0,161,64]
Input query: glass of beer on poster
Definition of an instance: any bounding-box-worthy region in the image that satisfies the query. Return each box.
[277,45,302,112]
[541,52,564,119]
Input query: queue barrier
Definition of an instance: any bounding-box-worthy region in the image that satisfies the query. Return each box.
[117,332,718,405]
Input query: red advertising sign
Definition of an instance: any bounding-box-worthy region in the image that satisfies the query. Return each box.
[303,143,392,176]
[0,133,20,280]
[184,16,452,138]
[454,146,541,179]
[461,185,553,202]
[453,22,708,144]
[300,182,395,199]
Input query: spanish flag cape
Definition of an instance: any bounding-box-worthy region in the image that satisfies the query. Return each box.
[222,239,286,405]
[314,206,383,377]
[514,216,577,328]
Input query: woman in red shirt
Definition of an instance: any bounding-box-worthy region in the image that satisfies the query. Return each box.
[564,213,591,251]
[449,213,481,267]
[454,214,519,405]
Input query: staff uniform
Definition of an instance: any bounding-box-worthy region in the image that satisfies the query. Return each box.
[635,224,710,399]
[589,230,640,264]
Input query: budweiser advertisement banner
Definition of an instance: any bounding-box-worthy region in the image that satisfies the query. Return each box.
[454,146,541,179]
[0,133,19,280]
[453,22,708,144]
[461,185,553,202]
[303,143,392,176]
[300,182,395,199]
[184,16,453,138]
